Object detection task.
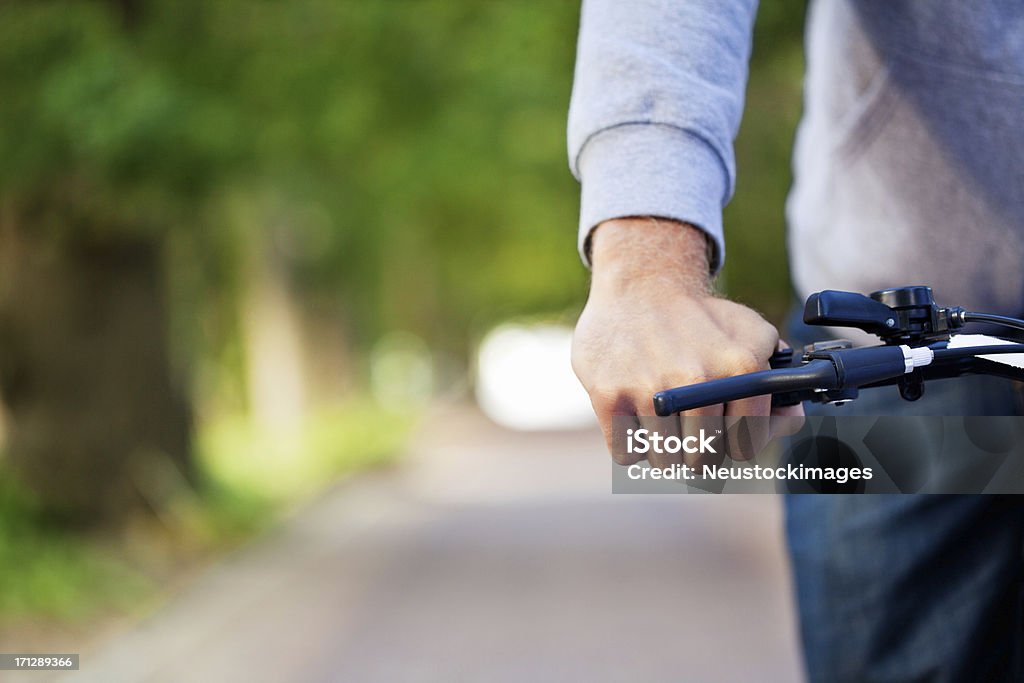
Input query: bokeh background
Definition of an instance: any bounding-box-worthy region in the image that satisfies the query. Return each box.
[0,0,806,677]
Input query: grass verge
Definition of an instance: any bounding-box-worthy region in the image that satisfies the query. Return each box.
[0,400,412,644]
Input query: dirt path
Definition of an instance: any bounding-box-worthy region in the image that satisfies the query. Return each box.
[57,407,803,682]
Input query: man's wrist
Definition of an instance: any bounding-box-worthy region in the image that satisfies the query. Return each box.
[588,217,715,296]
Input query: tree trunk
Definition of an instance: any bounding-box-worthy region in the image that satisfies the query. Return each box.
[0,219,193,526]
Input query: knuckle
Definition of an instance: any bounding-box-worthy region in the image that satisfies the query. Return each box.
[719,348,762,375]
[570,348,595,383]
[611,449,641,466]
[686,372,712,387]
[590,387,629,414]
[758,325,781,353]
[671,365,710,386]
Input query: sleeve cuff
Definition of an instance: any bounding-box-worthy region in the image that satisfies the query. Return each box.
[576,123,730,273]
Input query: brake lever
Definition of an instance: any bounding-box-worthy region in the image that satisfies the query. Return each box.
[654,344,931,415]
[653,287,1024,415]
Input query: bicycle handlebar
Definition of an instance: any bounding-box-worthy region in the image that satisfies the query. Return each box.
[653,345,922,415]
[653,344,1024,416]
[651,284,1024,416]
[652,359,838,415]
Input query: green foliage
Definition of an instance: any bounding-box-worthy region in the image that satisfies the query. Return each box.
[200,402,411,503]
[0,0,809,628]
[0,475,151,622]
[0,1,586,354]
[0,398,406,623]
[0,3,231,235]
[0,0,805,352]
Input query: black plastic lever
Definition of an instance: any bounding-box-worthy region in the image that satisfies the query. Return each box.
[651,346,912,415]
[804,290,897,336]
[652,359,840,415]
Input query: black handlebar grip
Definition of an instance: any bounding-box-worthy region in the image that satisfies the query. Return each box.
[652,359,840,416]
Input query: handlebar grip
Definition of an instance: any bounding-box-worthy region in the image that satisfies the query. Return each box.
[652,359,839,416]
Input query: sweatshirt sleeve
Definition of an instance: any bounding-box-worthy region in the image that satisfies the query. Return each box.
[567,0,759,272]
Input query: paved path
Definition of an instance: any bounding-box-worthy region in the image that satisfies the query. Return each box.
[60,407,804,682]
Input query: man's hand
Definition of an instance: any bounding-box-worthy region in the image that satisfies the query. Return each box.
[572,217,789,463]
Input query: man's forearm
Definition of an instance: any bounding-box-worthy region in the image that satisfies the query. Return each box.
[588,218,714,297]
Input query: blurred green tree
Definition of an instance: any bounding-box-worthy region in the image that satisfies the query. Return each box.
[0,0,586,524]
[0,0,210,523]
[0,0,803,525]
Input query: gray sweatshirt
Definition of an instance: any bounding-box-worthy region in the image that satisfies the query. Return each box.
[568,0,1024,315]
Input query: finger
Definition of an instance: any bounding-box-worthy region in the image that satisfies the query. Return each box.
[681,402,724,417]
[724,392,772,418]
[679,410,725,468]
[724,395,772,460]
[656,367,724,466]
[770,401,806,438]
[592,391,642,464]
[608,413,643,465]
[639,411,683,468]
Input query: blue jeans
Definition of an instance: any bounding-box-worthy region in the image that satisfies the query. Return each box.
[784,308,1024,682]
